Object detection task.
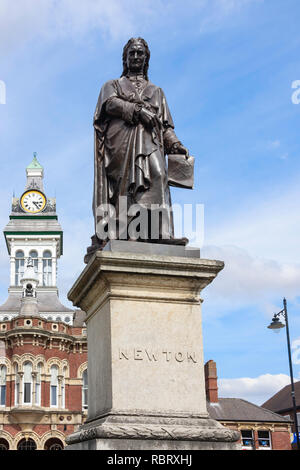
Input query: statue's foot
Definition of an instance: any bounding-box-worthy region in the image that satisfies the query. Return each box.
[84,235,107,263]
[129,237,189,246]
[156,237,189,246]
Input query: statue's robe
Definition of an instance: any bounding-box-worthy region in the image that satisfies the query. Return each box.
[93,76,180,240]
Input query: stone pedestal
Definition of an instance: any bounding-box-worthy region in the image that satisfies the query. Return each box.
[65,243,240,450]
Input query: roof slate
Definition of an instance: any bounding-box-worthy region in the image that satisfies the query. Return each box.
[262,381,300,413]
[207,398,292,423]
[73,309,87,327]
[0,290,73,313]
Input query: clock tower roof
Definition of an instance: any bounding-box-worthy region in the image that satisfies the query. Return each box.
[26,153,43,170]
[25,152,44,192]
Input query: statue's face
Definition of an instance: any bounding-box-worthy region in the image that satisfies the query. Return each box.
[126,42,146,74]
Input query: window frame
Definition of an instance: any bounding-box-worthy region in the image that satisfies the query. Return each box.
[257,430,272,450]
[14,363,20,406]
[42,250,52,286]
[23,361,33,405]
[82,369,88,410]
[241,429,255,450]
[15,250,25,286]
[35,362,43,406]
[50,365,58,408]
[0,365,6,407]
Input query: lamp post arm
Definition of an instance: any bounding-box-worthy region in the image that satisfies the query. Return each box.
[283,298,300,450]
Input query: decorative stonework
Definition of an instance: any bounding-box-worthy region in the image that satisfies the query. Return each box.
[66,416,240,445]
[77,362,88,378]
[84,424,239,442]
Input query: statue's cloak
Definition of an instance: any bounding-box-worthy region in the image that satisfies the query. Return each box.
[93,76,176,239]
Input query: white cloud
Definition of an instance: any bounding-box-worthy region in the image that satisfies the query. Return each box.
[0,0,145,53]
[202,244,300,305]
[196,177,300,316]
[218,373,291,405]
[0,0,261,54]
[268,140,281,149]
[206,180,300,265]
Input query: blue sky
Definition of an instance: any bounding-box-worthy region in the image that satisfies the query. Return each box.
[1,0,300,404]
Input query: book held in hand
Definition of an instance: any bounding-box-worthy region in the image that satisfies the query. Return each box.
[167,154,194,189]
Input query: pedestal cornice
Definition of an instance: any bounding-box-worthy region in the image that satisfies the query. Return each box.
[68,250,224,317]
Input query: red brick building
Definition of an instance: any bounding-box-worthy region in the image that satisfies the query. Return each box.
[205,360,292,450]
[262,381,300,449]
[0,156,87,450]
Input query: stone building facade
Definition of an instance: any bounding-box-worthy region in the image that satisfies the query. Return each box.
[0,156,87,450]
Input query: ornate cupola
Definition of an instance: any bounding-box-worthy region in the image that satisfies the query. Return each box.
[0,154,74,324]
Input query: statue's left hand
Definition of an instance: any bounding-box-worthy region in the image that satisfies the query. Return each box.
[174,143,189,158]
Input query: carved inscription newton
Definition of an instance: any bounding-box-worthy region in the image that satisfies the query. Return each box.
[118,348,198,363]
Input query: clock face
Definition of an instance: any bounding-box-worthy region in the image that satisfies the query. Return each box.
[20,190,47,214]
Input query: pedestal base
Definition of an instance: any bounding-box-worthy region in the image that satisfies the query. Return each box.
[66,413,240,450]
[66,246,241,451]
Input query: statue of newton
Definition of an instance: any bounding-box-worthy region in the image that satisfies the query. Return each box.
[87,37,192,259]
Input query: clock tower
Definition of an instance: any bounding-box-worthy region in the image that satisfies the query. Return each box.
[0,154,74,324]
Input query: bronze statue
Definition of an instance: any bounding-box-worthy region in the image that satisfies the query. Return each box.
[87,37,193,259]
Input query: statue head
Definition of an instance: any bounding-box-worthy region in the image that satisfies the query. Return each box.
[121,37,150,80]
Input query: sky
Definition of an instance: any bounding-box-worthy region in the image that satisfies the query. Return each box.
[1,0,300,406]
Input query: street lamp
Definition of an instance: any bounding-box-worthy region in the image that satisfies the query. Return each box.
[267,298,300,450]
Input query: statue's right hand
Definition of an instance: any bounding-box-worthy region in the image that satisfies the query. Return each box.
[139,108,159,130]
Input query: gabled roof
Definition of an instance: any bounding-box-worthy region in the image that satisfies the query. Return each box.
[262,381,300,413]
[207,398,292,423]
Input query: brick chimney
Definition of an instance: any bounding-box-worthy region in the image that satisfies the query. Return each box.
[204,360,218,403]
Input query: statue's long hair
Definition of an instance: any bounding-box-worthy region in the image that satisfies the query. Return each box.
[121,37,150,80]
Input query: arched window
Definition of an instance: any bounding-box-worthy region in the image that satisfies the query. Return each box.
[43,250,52,286]
[15,250,25,285]
[14,363,20,406]
[82,369,88,410]
[0,438,9,450]
[23,361,33,404]
[0,365,6,406]
[50,365,58,407]
[44,438,64,450]
[17,438,36,451]
[35,362,42,406]
[29,250,38,274]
